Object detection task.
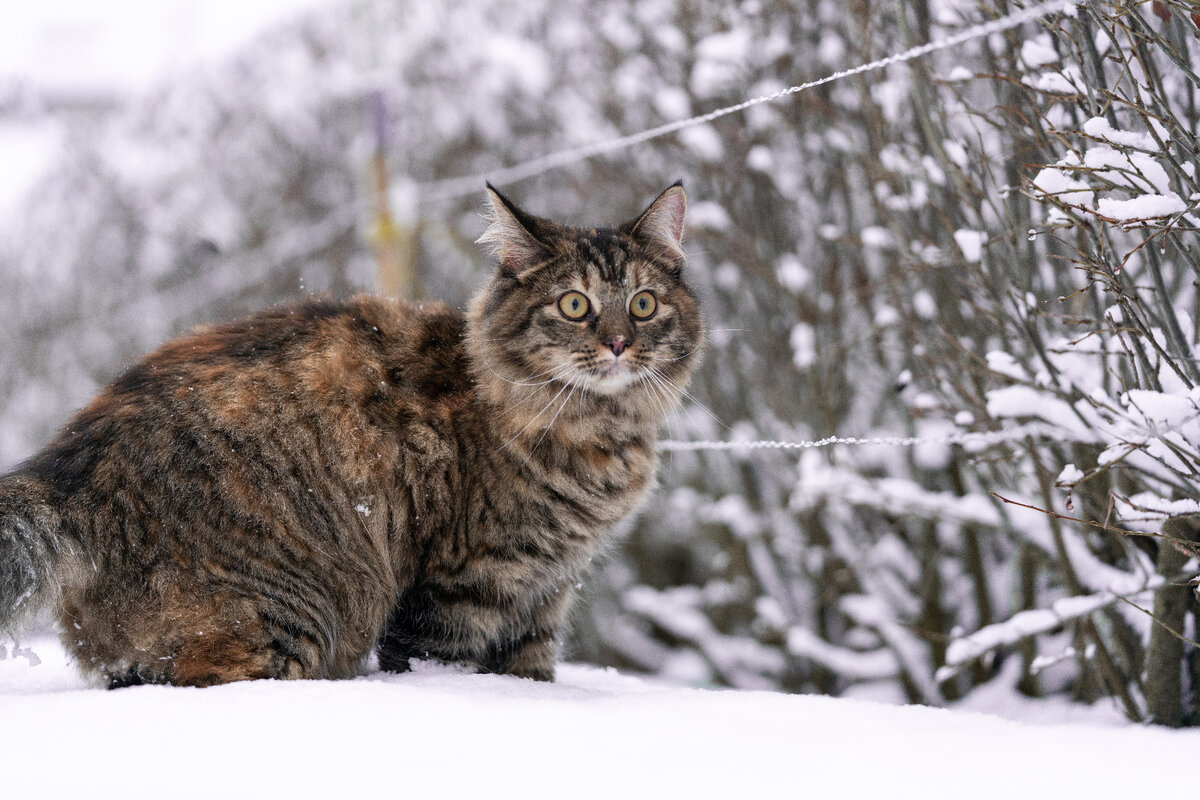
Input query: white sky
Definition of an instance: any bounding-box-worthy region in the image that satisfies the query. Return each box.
[0,0,337,218]
[0,0,336,95]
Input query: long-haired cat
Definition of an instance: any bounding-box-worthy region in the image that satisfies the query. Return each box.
[0,183,702,687]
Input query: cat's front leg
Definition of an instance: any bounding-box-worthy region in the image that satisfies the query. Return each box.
[484,590,573,681]
[490,629,558,681]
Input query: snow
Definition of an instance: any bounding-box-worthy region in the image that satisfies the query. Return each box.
[789,322,816,369]
[941,583,1159,684]
[1083,116,1158,150]
[1029,68,1082,94]
[690,28,752,97]
[860,225,894,249]
[1020,35,1060,67]
[0,121,64,219]
[912,289,936,320]
[0,0,334,95]
[986,350,1030,382]
[786,625,899,680]
[4,636,1195,797]
[986,384,1100,442]
[1056,463,1084,485]
[745,144,774,172]
[1084,146,1172,194]
[677,124,725,161]
[775,253,811,292]
[1096,193,1186,221]
[1030,161,1093,219]
[3,0,1200,754]
[0,0,336,221]
[685,199,732,230]
[953,228,985,262]
[1118,492,1200,519]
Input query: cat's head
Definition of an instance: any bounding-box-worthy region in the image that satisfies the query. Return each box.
[467,184,703,417]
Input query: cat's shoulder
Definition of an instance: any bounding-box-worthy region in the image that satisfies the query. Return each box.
[98,294,469,408]
[158,293,464,360]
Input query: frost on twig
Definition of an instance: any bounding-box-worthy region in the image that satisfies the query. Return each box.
[936,583,1161,683]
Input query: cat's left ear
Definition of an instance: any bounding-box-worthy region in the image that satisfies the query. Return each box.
[626,181,687,269]
[478,184,552,280]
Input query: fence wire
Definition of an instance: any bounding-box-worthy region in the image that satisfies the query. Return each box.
[657,422,1057,453]
[418,0,1078,202]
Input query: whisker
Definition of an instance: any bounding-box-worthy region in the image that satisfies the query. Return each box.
[649,369,689,433]
[503,375,576,448]
[658,344,704,363]
[499,364,575,412]
[531,376,580,454]
[478,350,568,388]
[652,366,729,431]
[637,372,674,438]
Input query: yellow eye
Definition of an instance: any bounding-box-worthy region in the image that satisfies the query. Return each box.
[629,290,658,320]
[557,291,591,320]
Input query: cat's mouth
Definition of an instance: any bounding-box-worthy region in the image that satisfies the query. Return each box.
[580,356,640,393]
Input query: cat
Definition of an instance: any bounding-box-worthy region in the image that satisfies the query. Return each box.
[0,183,702,687]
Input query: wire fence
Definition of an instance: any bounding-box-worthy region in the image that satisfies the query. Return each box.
[656,422,1056,453]
[417,0,1077,202]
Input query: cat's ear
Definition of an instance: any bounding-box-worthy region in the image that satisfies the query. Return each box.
[478,184,551,280]
[626,181,687,268]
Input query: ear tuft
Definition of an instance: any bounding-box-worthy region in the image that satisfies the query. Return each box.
[628,182,687,265]
[477,184,549,278]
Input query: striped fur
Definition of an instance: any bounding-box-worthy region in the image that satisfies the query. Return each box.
[0,185,702,687]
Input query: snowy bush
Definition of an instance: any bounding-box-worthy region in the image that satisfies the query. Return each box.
[3,0,1200,724]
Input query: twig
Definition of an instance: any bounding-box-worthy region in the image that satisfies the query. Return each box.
[989,491,1200,556]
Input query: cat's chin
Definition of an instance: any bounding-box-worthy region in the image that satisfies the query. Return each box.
[579,364,641,395]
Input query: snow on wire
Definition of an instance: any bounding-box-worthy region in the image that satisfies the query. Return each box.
[420,0,1080,201]
[656,422,1056,453]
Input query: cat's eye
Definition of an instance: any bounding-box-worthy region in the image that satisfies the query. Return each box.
[557,291,591,320]
[629,290,658,320]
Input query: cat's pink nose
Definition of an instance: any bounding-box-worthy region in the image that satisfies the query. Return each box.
[607,336,627,357]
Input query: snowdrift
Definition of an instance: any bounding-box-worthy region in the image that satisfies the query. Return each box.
[2,635,1195,797]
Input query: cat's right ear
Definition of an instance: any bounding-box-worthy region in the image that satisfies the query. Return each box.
[478,184,550,280]
[626,181,687,271]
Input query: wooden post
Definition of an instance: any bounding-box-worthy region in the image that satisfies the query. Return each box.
[368,90,419,299]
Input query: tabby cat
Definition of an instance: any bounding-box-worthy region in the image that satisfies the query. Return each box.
[0,183,702,687]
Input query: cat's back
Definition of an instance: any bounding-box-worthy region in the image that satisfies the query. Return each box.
[25,294,472,519]
[114,294,468,417]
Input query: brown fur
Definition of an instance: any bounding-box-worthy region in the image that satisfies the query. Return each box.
[0,185,702,687]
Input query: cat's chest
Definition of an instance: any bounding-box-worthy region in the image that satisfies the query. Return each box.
[485,437,657,549]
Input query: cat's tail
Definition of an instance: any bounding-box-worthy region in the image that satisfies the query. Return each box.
[0,475,68,631]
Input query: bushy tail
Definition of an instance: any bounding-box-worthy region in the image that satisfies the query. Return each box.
[0,475,64,631]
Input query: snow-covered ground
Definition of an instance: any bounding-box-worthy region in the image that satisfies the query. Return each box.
[1,634,1194,797]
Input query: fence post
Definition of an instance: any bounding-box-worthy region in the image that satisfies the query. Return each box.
[368,90,419,299]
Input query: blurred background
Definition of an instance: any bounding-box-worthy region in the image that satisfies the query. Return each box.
[2,0,1199,726]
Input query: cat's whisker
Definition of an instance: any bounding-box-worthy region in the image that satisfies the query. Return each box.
[531,376,581,455]
[477,349,569,388]
[650,366,729,431]
[576,374,588,422]
[637,372,675,438]
[501,367,577,414]
[658,343,705,364]
[502,372,578,449]
[704,328,743,346]
[647,369,687,434]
